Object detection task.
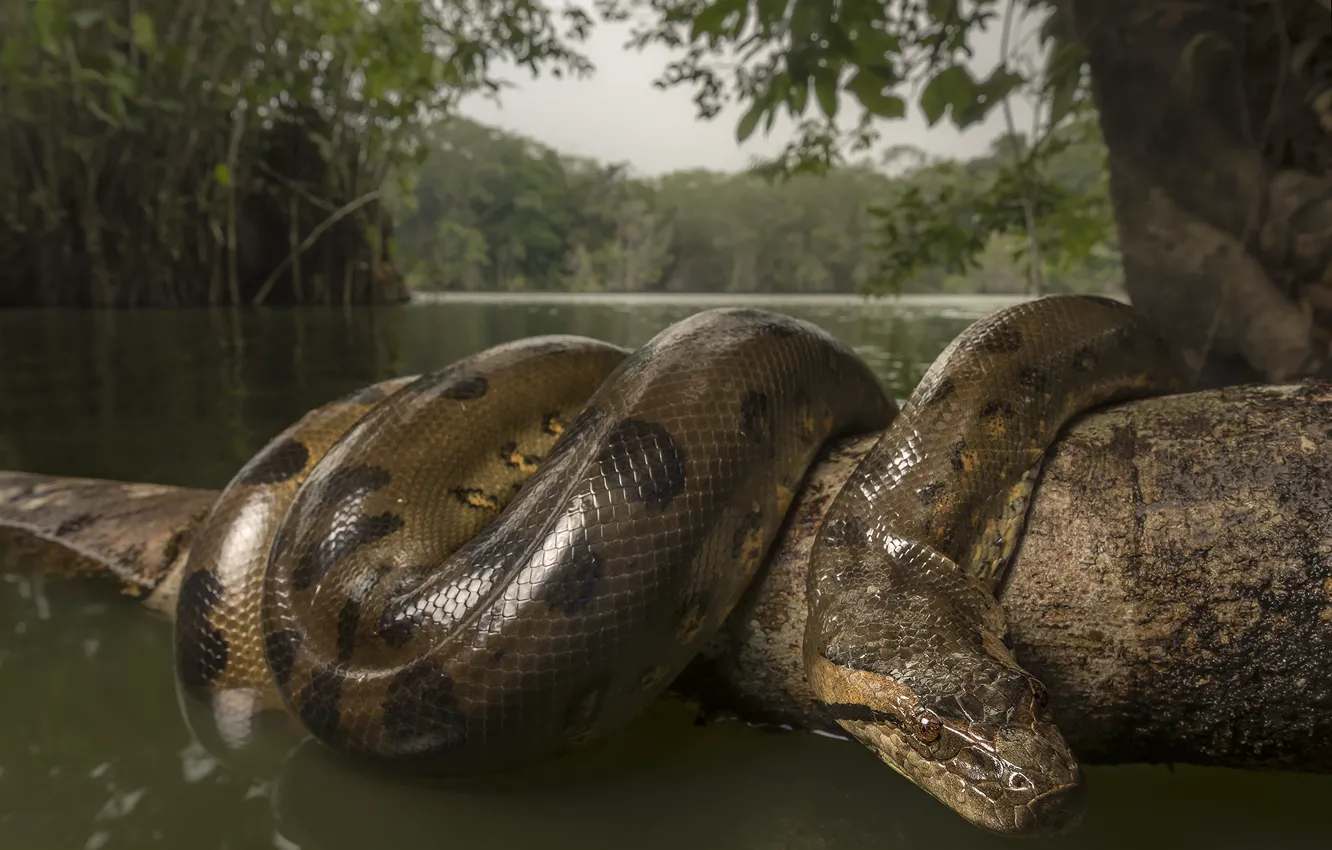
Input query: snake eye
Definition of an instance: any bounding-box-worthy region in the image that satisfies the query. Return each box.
[914,710,942,743]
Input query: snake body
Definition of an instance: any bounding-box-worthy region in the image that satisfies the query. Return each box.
[169,297,1186,834]
[805,296,1186,832]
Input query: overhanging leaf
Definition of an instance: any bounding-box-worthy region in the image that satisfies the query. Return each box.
[955,68,1021,128]
[690,0,745,40]
[926,0,957,23]
[736,99,765,142]
[919,65,974,126]
[846,70,905,118]
[814,67,839,119]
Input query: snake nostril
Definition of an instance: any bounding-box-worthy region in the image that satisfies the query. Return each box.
[1007,771,1033,792]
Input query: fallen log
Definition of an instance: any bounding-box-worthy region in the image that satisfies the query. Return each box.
[1,382,1329,770]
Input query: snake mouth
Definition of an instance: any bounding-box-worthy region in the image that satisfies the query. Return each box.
[1017,774,1085,836]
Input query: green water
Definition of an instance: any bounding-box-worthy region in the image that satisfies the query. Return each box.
[1,293,1329,850]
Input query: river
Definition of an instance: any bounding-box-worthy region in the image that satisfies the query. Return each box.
[1,293,1328,850]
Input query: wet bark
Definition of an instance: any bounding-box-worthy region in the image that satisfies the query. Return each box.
[2,383,1331,768]
[1059,0,1332,386]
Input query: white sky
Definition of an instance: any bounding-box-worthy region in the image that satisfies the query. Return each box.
[459,16,1043,177]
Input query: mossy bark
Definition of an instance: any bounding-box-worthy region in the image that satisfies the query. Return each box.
[1060,0,1332,386]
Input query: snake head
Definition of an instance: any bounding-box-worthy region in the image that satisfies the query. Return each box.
[808,651,1083,836]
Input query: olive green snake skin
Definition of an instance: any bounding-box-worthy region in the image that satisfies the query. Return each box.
[166,295,1186,835]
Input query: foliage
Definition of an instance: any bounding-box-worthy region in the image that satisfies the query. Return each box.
[603,0,1085,168]
[0,0,595,306]
[869,108,1116,293]
[0,0,1122,306]
[600,0,1105,293]
[393,116,1122,296]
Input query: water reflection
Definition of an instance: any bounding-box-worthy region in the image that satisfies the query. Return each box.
[2,295,1330,849]
[0,294,1010,488]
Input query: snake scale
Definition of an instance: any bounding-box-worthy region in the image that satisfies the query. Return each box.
[166,295,1186,835]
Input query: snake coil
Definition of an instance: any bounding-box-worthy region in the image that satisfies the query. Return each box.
[171,296,1187,835]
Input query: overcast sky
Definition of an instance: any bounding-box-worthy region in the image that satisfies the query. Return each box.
[459,17,1041,177]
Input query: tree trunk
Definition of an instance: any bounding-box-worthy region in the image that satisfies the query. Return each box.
[2,383,1331,768]
[1061,0,1332,387]
[680,382,1332,771]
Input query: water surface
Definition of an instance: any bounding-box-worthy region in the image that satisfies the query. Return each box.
[2,293,1329,850]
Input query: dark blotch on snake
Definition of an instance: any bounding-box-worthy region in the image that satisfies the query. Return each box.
[316,464,392,507]
[597,418,687,510]
[731,510,764,558]
[298,667,345,744]
[439,373,488,400]
[375,564,446,648]
[293,512,405,590]
[1073,344,1097,371]
[499,442,541,470]
[675,591,711,628]
[917,376,956,408]
[1017,367,1046,392]
[450,488,499,511]
[336,597,361,663]
[175,570,228,687]
[534,544,605,615]
[235,438,310,486]
[739,390,772,444]
[381,660,467,754]
[377,605,419,649]
[916,481,946,506]
[265,628,302,687]
[949,440,970,472]
[979,399,1016,423]
[793,389,820,444]
[962,324,1024,354]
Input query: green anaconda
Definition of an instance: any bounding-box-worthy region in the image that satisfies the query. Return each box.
[95,297,1190,834]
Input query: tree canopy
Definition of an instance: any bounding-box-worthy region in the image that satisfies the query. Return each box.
[391,113,1122,295]
[0,0,597,306]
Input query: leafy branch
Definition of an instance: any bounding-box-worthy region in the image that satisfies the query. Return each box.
[603,0,1113,293]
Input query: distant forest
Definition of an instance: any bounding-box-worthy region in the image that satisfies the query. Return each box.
[391,117,1124,297]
